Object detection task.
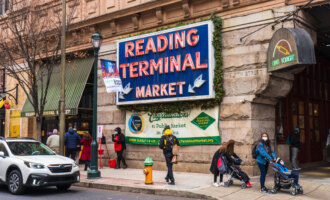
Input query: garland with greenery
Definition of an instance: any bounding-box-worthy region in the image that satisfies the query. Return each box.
[118,13,224,113]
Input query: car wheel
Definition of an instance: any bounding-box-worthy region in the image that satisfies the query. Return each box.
[8,170,25,195]
[56,184,71,191]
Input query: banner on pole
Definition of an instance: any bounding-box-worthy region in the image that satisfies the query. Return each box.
[125,106,220,145]
[97,125,104,138]
[100,59,123,93]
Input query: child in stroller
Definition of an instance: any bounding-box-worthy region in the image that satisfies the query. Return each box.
[224,157,252,189]
[270,158,303,196]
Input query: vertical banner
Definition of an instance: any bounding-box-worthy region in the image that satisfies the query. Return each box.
[125,106,220,145]
[100,59,123,93]
[97,125,104,138]
[10,110,21,138]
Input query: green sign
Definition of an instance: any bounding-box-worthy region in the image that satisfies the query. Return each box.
[191,112,215,130]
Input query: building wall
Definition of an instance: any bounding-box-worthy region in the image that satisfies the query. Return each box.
[2,0,321,175]
[96,4,317,174]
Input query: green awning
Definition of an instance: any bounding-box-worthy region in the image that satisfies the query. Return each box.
[21,57,94,117]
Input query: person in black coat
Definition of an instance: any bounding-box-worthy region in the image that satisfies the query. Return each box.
[289,127,301,170]
[210,140,251,187]
[112,127,127,169]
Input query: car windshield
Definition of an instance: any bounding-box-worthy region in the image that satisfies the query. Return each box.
[7,141,55,156]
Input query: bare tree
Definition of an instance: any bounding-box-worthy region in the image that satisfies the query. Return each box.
[0,0,77,141]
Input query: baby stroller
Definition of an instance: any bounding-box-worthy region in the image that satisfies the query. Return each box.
[270,160,303,196]
[224,158,250,189]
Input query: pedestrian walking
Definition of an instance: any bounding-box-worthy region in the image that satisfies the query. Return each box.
[112,127,127,169]
[73,128,82,164]
[46,129,59,154]
[326,129,330,162]
[80,132,92,171]
[290,127,301,170]
[64,127,81,160]
[159,126,179,185]
[256,133,277,194]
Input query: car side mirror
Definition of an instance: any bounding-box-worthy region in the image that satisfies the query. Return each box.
[0,151,4,157]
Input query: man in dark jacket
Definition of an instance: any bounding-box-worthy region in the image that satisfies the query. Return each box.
[112,127,127,169]
[290,127,301,170]
[159,126,179,185]
[64,127,81,159]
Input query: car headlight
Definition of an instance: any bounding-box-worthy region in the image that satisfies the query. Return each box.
[24,161,45,169]
[73,161,78,167]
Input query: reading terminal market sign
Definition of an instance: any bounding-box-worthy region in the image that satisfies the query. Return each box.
[116,20,215,105]
[267,28,316,72]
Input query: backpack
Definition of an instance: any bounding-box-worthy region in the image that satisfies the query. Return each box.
[217,155,227,174]
[252,144,258,159]
[164,135,174,151]
[286,135,291,145]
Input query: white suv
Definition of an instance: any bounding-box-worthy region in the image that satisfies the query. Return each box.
[0,137,80,194]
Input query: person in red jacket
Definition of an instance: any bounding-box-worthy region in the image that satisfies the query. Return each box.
[80,132,92,171]
[112,127,127,169]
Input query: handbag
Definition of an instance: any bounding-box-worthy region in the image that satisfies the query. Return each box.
[114,136,122,152]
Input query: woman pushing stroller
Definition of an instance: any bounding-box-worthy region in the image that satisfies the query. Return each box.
[210,140,251,188]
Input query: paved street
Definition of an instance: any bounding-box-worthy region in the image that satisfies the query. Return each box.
[0,185,189,200]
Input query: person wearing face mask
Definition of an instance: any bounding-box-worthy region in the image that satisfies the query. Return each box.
[112,127,127,169]
[256,133,277,194]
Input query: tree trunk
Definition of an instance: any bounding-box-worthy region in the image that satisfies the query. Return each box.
[36,117,43,141]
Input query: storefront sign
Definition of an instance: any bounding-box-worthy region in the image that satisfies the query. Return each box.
[100,59,123,93]
[116,20,215,105]
[124,106,220,145]
[267,28,316,72]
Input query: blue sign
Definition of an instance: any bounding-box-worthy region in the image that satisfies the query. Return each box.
[116,20,215,105]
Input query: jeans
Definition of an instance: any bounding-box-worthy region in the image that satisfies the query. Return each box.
[288,171,299,184]
[116,150,127,167]
[65,148,76,160]
[291,147,299,168]
[164,151,174,182]
[214,173,224,183]
[257,162,269,188]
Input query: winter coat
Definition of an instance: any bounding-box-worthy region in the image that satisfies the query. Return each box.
[80,139,92,161]
[290,133,300,148]
[64,128,81,149]
[112,133,126,150]
[210,150,221,175]
[256,142,276,165]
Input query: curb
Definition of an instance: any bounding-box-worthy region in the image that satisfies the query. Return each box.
[74,181,217,200]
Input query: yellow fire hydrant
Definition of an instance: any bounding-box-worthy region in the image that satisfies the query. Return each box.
[143,157,154,184]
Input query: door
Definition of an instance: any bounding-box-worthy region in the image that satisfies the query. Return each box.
[0,143,9,181]
[308,102,323,161]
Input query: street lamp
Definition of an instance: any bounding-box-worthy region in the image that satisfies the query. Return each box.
[87,32,103,179]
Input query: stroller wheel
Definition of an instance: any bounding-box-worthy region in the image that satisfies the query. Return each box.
[229,180,233,186]
[298,188,303,194]
[241,183,247,189]
[271,186,277,194]
[290,189,296,196]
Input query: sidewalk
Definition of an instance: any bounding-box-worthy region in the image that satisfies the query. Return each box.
[75,163,330,200]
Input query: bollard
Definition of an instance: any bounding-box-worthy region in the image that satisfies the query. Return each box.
[143,157,154,184]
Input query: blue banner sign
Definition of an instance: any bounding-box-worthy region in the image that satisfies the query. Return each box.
[116,20,215,105]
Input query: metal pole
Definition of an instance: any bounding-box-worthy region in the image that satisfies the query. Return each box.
[59,0,66,156]
[87,48,101,179]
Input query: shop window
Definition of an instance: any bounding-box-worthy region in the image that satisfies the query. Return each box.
[298,116,304,129]
[300,129,305,144]
[292,101,297,114]
[298,101,304,114]
[0,0,9,15]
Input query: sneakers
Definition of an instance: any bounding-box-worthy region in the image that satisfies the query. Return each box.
[260,187,270,194]
[219,182,225,186]
[165,177,169,183]
[246,182,252,188]
[293,167,301,170]
[213,182,220,187]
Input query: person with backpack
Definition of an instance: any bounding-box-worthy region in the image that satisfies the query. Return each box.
[159,126,179,185]
[255,133,277,194]
[112,127,127,169]
[210,140,251,187]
